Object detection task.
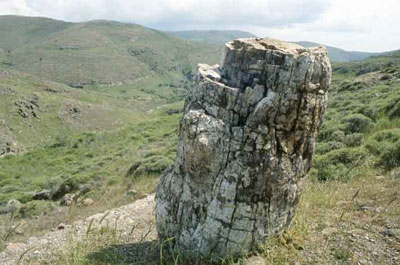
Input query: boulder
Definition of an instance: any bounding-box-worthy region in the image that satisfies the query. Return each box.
[156,38,331,259]
[82,198,94,206]
[32,189,51,200]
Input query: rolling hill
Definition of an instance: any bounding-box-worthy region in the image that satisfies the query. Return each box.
[0,15,220,86]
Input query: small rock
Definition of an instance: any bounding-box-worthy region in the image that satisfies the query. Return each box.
[390,168,400,179]
[57,223,66,230]
[381,229,395,237]
[82,198,94,206]
[60,193,75,206]
[124,189,138,197]
[359,205,372,212]
[322,227,338,236]
[6,242,27,253]
[6,199,22,213]
[375,206,385,213]
[375,175,385,180]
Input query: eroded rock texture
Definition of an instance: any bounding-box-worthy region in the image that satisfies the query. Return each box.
[156,38,331,259]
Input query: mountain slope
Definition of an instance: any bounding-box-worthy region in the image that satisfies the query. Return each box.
[0,16,219,85]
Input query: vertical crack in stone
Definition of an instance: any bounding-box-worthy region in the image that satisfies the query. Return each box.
[155,38,331,259]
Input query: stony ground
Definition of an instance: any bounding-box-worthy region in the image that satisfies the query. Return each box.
[0,195,157,265]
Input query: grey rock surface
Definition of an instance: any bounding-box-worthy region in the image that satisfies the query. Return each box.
[156,38,331,259]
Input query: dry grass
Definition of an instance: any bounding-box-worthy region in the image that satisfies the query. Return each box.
[16,172,397,265]
[260,173,400,264]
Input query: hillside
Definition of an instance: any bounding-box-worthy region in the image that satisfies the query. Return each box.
[0,16,219,86]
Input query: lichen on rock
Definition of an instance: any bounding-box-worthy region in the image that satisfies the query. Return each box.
[156,38,332,259]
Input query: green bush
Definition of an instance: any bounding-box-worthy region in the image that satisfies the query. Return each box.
[317,121,346,141]
[43,176,79,200]
[338,81,367,92]
[19,200,55,217]
[378,141,400,170]
[343,114,374,133]
[315,141,345,155]
[385,97,400,119]
[126,155,173,177]
[344,133,364,147]
[365,129,400,155]
[314,147,366,181]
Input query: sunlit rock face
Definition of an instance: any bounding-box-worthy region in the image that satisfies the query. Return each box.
[156,38,331,259]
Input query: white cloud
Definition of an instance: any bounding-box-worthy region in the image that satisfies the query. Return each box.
[0,0,398,51]
[252,0,400,52]
[0,0,40,16]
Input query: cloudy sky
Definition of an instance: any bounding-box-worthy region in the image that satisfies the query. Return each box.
[0,0,398,52]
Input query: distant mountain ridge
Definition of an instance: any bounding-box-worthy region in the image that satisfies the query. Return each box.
[293,41,382,62]
[170,30,394,63]
[169,30,257,45]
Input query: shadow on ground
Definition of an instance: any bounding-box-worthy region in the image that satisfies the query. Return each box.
[86,240,225,265]
[86,240,161,265]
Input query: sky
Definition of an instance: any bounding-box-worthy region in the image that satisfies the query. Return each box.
[0,0,398,52]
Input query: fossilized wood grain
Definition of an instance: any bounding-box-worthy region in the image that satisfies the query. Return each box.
[156,38,331,259]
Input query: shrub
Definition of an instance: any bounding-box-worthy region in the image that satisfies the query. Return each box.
[19,200,55,217]
[315,141,345,155]
[344,133,364,147]
[365,129,400,155]
[330,130,345,142]
[385,97,400,119]
[317,121,345,141]
[378,141,400,170]
[343,114,374,133]
[314,147,366,181]
[126,156,173,177]
[338,81,366,92]
[43,176,79,200]
[314,164,348,182]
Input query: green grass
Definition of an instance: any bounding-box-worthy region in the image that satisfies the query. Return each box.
[0,109,180,204]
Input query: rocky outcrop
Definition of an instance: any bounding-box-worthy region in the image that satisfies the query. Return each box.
[156,38,331,259]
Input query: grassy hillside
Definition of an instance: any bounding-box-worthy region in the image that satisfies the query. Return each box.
[0,16,219,85]
[7,51,398,265]
[169,30,256,45]
[0,67,187,206]
[39,44,400,265]
[312,51,400,182]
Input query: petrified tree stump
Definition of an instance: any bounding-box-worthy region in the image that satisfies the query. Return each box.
[156,38,331,259]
